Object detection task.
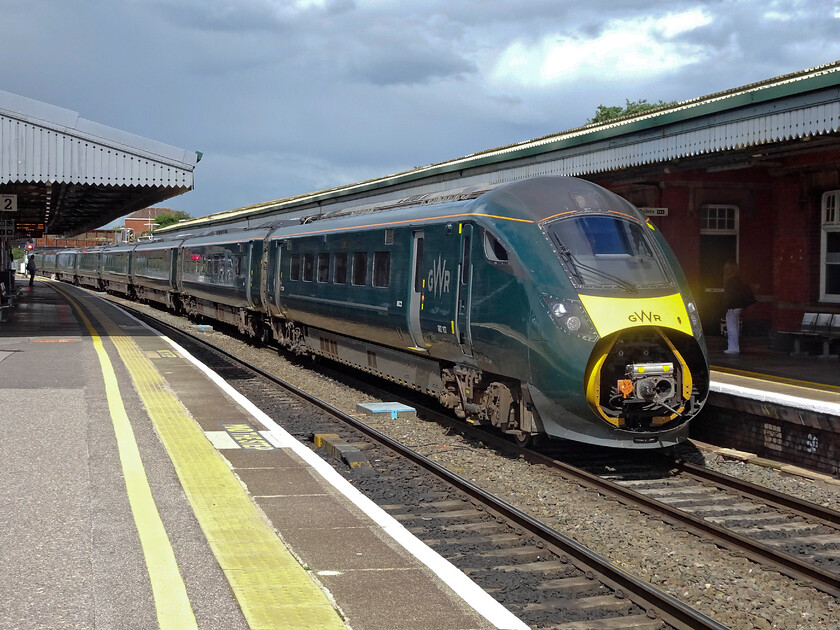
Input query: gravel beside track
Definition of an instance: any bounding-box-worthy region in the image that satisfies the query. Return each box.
[114,298,840,630]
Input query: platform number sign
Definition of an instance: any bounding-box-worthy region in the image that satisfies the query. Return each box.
[0,194,17,212]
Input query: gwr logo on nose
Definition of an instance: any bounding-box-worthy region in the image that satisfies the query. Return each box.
[628,310,662,323]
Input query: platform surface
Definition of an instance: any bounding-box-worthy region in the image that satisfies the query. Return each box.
[707,333,840,410]
[0,280,514,630]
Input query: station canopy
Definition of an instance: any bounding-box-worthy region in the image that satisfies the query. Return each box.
[0,89,198,239]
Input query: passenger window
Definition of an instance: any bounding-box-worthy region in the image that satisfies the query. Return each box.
[290,253,301,280]
[373,251,390,287]
[483,231,509,263]
[334,253,348,284]
[317,253,330,283]
[303,253,314,282]
[352,252,367,286]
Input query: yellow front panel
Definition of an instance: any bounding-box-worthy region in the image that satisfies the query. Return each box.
[579,293,692,337]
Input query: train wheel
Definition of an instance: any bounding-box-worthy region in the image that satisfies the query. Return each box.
[513,431,532,447]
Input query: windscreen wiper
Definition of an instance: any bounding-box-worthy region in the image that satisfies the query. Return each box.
[555,239,638,294]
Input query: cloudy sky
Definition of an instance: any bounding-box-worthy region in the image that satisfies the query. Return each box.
[3,0,840,222]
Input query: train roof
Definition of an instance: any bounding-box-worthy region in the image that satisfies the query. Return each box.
[264,177,645,240]
[132,237,189,251]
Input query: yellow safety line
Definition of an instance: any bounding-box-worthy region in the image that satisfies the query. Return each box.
[66,288,345,629]
[58,287,197,630]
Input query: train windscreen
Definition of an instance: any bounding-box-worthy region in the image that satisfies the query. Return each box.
[546,215,671,290]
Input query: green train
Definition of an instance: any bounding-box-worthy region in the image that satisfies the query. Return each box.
[38,177,709,448]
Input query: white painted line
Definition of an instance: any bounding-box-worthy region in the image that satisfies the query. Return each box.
[260,430,290,448]
[710,380,840,416]
[116,307,528,630]
[204,431,241,449]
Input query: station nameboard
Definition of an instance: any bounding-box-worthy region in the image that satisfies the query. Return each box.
[639,207,669,217]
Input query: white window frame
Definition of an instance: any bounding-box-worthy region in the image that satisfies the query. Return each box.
[700,204,740,238]
[820,191,840,303]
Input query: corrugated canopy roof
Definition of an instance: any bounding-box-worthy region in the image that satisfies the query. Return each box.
[0,89,199,237]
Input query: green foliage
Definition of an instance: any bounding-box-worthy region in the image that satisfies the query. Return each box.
[11,247,23,260]
[153,210,192,230]
[588,98,677,124]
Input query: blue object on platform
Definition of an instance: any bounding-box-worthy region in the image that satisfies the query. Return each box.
[355,402,416,419]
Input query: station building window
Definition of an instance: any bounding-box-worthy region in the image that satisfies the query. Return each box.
[821,191,840,302]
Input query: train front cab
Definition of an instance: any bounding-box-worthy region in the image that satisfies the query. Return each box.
[534,208,709,448]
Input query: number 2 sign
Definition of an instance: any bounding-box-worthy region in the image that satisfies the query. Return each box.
[0,194,18,212]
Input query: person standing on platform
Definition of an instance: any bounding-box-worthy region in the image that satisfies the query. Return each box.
[723,261,755,354]
[26,255,36,287]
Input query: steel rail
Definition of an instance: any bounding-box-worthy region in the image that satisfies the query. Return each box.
[677,461,840,527]
[435,422,840,599]
[122,304,728,630]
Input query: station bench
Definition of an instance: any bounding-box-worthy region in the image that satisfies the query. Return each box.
[789,312,840,359]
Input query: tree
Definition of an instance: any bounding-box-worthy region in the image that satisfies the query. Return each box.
[153,210,192,230]
[588,98,677,124]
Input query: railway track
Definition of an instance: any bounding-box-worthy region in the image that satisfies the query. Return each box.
[122,303,727,630]
[363,393,840,600]
[546,447,840,597]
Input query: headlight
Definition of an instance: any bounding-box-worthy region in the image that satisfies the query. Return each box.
[685,301,704,339]
[541,294,599,342]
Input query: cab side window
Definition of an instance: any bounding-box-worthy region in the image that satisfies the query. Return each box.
[483,230,509,263]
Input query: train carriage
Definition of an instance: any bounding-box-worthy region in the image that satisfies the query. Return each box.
[263,177,708,447]
[131,239,182,309]
[101,243,135,297]
[32,250,58,277]
[178,231,266,335]
[55,249,78,283]
[75,247,105,291]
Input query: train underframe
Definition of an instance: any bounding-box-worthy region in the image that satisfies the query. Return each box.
[266,314,541,442]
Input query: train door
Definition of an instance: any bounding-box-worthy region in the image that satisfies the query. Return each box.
[258,237,270,310]
[416,223,463,353]
[407,230,426,349]
[455,223,474,356]
[245,239,263,308]
[264,240,282,315]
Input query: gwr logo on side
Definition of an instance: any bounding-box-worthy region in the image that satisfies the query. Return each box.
[628,310,662,323]
[427,256,451,297]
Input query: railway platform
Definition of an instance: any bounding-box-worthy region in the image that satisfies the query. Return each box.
[0,280,522,630]
[699,334,840,478]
